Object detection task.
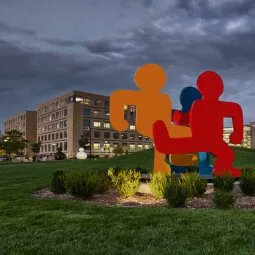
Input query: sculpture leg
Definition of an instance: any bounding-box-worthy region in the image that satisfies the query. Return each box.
[198,152,213,176]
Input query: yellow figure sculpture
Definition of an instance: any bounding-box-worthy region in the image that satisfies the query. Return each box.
[110,63,197,173]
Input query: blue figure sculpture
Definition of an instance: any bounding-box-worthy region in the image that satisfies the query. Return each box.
[166,86,213,177]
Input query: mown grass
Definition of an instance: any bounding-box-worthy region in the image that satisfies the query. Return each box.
[0,147,255,254]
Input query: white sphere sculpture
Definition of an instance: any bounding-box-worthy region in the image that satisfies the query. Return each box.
[76,148,87,160]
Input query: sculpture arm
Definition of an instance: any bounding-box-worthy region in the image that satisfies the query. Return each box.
[110,90,137,131]
[172,109,190,126]
[223,102,244,144]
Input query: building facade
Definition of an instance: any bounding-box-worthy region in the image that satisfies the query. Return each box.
[223,125,252,148]
[3,111,37,156]
[37,90,153,158]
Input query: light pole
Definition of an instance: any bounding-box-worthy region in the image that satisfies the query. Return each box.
[88,126,92,159]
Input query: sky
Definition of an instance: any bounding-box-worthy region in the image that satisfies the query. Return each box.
[1,0,255,132]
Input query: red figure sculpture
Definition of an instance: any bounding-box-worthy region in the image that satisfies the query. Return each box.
[153,71,244,178]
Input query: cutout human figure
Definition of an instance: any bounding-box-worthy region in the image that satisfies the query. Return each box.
[170,86,213,175]
[110,63,193,174]
[153,70,244,178]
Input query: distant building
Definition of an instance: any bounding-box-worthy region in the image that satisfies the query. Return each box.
[37,90,153,158]
[223,125,253,148]
[3,111,37,156]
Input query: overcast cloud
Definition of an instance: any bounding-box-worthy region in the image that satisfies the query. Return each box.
[0,0,255,130]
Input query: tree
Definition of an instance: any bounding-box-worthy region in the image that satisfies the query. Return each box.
[0,130,29,162]
[78,135,89,149]
[112,146,124,156]
[30,142,41,161]
[54,147,67,160]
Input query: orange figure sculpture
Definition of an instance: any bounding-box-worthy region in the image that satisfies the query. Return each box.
[153,70,244,177]
[110,63,195,173]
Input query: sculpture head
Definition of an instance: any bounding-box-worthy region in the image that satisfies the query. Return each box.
[179,86,202,112]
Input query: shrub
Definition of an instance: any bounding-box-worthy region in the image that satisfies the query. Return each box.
[240,168,255,196]
[164,177,188,208]
[149,172,171,199]
[213,172,234,192]
[66,169,110,198]
[50,170,66,194]
[213,190,236,209]
[181,172,207,198]
[108,168,141,198]
[54,147,67,160]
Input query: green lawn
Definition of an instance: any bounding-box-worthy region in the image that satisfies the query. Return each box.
[0,148,255,254]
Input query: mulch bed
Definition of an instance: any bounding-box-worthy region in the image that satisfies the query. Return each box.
[32,185,255,210]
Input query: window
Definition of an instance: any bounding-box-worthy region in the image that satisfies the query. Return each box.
[52,133,55,140]
[122,143,127,149]
[138,144,143,150]
[48,134,51,141]
[138,135,143,140]
[64,142,67,151]
[41,146,44,152]
[52,113,55,120]
[49,115,52,121]
[56,122,60,129]
[104,132,110,139]
[84,119,91,127]
[93,121,101,127]
[59,111,63,118]
[41,136,44,141]
[113,143,119,148]
[64,120,67,127]
[60,132,63,139]
[56,112,59,119]
[84,98,91,105]
[130,106,136,120]
[95,99,102,106]
[93,110,100,117]
[83,108,91,116]
[60,121,63,128]
[64,109,68,116]
[64,131,67,138]
[48,144,51,152]
[145,136,149,140]
[130,134,136,139]
[129,144,135,150]
[130,125,135,130]
[93,131,100,138]
[124,105,128,110]
[121,133,128,139]
[93,143,101,150]
[44,135,47,141]
[113,133,119,139]
[145,145,150,149]
[48,124,51,131]
[45,144,47,152]
[104,100,109,107]
[56,133,59,139]
[104,122,110,128]
[59,142,63,149]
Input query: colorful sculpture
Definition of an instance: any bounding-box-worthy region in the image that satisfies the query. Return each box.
[153,71,244,177]
[170,86,213,176]
[110,63,193,174]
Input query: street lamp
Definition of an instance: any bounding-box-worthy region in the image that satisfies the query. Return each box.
[88,126,92,159]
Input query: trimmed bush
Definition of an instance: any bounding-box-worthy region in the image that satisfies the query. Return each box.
[213,172,234,192]
[50,170,66,194]
[213,190,236,209]
[181,172,207,198]
[240,168,255,196]
[66,169,110,198]
[164,178,188,208]
[108,168,141,198]
[149,172,171,199]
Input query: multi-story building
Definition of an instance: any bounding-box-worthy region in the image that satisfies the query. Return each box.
[223,125,253,148]
[37,90,153,158]
[3,111,37,156]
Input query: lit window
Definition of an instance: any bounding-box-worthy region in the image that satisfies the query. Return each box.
[130,125,135,130]
[129,144,135,150]
[94,110,100,117]
[56,122,60,129]
[95,99,102,106]
[113,143,119,148]
[138,144,143,150]
[138,135,143,140]
[93,143,101,150]
[130,134,136,139]
[94,121,101,127]
[124,105,128,110]
[104,122,110,128]
[145,145,150,149]
[84,98,91,105]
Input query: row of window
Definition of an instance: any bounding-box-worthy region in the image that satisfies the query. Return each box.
[74,97,109,107]
[38,131,67,142]
[92,143,150,150]
[38,99,68,114]
[40,142,68,153]
[38,109,68,124]
[4,115,26,126]
[38,120,67,133]
[84,119,135,130]
[83,130,149,140]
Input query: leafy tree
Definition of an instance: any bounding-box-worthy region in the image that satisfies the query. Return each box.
[30,142,41,161]
[78,135,89,149]
[112,146,124,156]
[0,130,29,162]
[54,147,67,160]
